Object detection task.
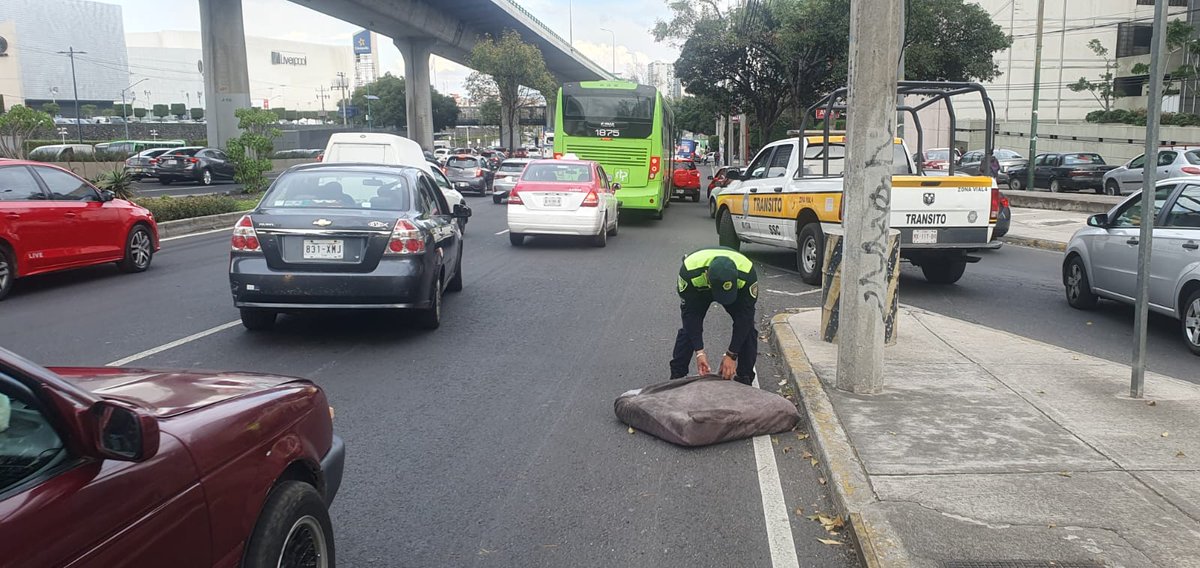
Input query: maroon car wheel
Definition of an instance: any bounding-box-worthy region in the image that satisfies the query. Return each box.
[243,481,334,568]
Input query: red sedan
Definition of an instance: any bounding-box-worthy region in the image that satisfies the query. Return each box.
[0,161,158,300]
[671,159,702,202]
[0,347,344,567]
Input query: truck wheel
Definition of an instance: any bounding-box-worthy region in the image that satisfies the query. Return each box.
[1064,255,1098,310]
[242,481,335,568]
[717,209,740,251]
[797,224,824,286]
[920,260,967,284]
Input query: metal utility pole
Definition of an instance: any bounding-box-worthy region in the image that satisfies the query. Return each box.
[600,27,616,75]
[836,0,903,394]
[896,0,906,140]
[57,47,86,143]
[334,72,349,125]
[315,86,329,121]
[1026,0,1045,193]
[121,78,148,142]
[1132,0,1170,399]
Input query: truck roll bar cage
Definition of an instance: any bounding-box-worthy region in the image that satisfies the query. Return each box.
[797,81,997,180]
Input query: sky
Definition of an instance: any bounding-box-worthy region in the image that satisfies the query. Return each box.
[104,0,680,99]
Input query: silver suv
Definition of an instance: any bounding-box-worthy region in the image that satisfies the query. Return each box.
[1063,178,1200,354]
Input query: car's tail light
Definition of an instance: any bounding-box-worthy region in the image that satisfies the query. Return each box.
[1069,170,1091,177]
[231,215,261,252]
[581,190,600,207]
[508,187,524,205]
[554,152,563,159]
[386,219,425,255]
[475,168,483,178]
[1182,166,1200,175]
[124,158,134,166]
[149,158,159,165]
[316,153,324,162]
[990,188,1001,222]
[650,156,661,178]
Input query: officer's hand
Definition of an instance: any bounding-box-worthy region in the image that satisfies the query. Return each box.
[696,351,711,376]
[719,355,737,381]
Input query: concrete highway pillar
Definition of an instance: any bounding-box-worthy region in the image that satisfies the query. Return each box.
[396,38,435,151]
[199,0,251,150]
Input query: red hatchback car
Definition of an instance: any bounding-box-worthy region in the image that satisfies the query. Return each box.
[0,347,344,567]
[671,159,701,202]
[0,161,159,300]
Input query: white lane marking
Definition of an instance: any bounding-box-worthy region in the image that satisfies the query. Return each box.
[106,320,241,366]
[495,229,510,235]
[161,227,230,242]
[766,288,821,298]
[752,369,801,568]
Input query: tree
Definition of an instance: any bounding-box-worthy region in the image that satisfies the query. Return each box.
[652,0,727,47]
[674,95,717,135]
[225,108,281,193]
[285,110,299,122]
[431,90,461,132]
[79,104,98,119]
[1132,19,1198,109]
[468,30,554,151]
[902,0,1011,82]
[349,73,407,128]
[152,104,169,120]
[1069,39,1120,112]
[190,107,204,121]
[41,102,60,117]
[114,103,133,118]
[0,106,54,159]
[170,103,186,118]
[134,107,148,119]
[479,97,502,126]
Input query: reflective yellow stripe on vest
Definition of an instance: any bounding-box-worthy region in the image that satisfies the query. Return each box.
[682,249,753,290]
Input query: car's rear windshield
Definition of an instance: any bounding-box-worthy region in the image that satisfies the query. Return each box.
[264,170,414,211]
[521,163,593,182]
[678,161,696,170]
[447,157,478,168]
[166,148,200,157]
[499,162,528,173]
[995,149,1023,160]
[1063,153,1104,165]
[926,149,951,161]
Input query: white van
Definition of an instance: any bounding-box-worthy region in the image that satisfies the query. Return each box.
[322,133,469,231]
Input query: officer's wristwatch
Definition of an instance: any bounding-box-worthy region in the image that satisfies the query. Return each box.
[725,350,739,361]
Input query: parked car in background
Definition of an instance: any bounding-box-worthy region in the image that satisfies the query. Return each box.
[1007,152,1116,193]
[27,144,95,162]
[450,147,475,156]
[914,148,960,171]
[445,155,494,196]
[229,163,468,330]
[271,148,323,159]
[707,166,743,218]
[507,159,620,247]
[1063,178,1200,354]
[95,139,187,160]
[0,161,158,301]
[433,148,450,163]
[960,148,1026,176]
[0,346,344,567]
[154,147,236,185]
[124,148,173,179]
[1102,147,1200,196]
[479,150,504,170]
[493,158,534,204]
[671,158,702,202]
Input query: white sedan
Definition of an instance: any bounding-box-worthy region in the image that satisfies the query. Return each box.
[507,159,620,247]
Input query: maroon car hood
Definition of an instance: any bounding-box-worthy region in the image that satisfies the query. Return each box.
[48,367,307,418]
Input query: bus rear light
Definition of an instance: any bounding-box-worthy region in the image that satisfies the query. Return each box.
[649,156,661,179]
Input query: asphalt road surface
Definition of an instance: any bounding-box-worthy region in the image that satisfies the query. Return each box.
[0,180,857,567]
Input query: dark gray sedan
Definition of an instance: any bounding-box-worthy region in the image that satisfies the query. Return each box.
[444,155,493,195]
[228,163,470,331]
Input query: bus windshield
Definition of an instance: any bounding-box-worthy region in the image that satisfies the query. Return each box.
[562,90,656,138]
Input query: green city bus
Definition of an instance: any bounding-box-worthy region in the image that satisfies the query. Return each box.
[555,81,674,219]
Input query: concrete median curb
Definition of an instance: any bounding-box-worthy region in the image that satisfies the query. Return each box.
[999,234,1067,252]
[1005,191,1118,214]
[769,312,911,568]
[157,210,252,239]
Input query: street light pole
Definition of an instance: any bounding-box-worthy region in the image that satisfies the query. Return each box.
[57,47,87,143]
[1026,0,1045,193]
[600,28,616,76]
[121,78,148,142]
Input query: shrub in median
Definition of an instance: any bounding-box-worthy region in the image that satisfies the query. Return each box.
[133,194,248,222]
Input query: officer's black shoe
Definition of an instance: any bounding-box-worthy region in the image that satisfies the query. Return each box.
[734,375,754,386]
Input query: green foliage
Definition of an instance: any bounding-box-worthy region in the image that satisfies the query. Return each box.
[114,103,133,118]
[190,107,204,120]
[431,90,461,132]
[468,30,554,150]
[1068,39,1120,111]
[152,104,169,119]
[1086,109,1200,127]
[674,95,718,135]
[902,0,1011,82]
[0,105,54,158]
[79,104,98,119]
[133,194,247,222]
[92,167,137,200]
[170,103,186,117]
[41,102,61,116]
[134,107,148,119]
[225,107,281,193]
[479,97,502,126]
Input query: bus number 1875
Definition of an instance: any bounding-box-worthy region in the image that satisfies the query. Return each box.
[595,129,621,137]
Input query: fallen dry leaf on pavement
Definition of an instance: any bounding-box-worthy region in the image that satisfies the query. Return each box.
[794,507,804,517]
[818,477,827,485]
[1147,400,1157,406]
[628,427,635,434]
[802,450,814,459]
[817,538,844,546]
[782,446,792,454]
[1057,471,1072,477]
[806,514,820,522]
[1162,432,1170,438]
[795,432,810,440]
[1048,523,1056,529]
[810,457,820,467]
[1177,450,1187,458]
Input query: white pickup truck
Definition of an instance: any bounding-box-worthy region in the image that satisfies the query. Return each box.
[714,134,1001,285]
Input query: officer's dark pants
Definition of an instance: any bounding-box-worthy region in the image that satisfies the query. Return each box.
[669,325,757,385]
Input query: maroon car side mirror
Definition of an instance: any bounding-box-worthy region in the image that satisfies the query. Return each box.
[91,400,160,462]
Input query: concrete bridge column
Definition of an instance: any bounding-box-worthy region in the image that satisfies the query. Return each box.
[396,38,435,151]
[199,0,251,150]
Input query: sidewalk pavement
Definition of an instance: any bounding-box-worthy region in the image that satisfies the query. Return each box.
[772,307,1200,567]
[1003,207,1091,252]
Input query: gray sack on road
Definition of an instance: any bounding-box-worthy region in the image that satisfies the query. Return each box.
[614,376,801,447]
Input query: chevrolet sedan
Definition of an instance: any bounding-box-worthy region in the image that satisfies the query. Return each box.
[229,163,469,330]
[0,347,344,567]
[1063,178,1200,354]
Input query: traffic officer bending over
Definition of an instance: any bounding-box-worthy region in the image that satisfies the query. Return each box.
[670,247,759,385]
